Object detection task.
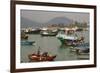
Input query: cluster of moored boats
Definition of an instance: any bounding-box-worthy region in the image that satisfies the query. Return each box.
[21,27,89,61]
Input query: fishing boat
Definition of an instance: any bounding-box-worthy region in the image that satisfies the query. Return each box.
[75,47,89,59]
[40,30,58,36]
[75,44,89,54]
[21,31,28,40]
[56,33,84,46]
[69,43,89,59]
[70,43,89,54]
[28,49,56,62]
[21,40,35,45]
[25,28,41,34]
[41,32,57,36]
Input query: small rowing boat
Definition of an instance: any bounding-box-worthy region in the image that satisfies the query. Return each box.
[21,40,35,45]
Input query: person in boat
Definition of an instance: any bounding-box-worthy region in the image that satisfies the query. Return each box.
[42,52,48,57]
[40,52,48,61]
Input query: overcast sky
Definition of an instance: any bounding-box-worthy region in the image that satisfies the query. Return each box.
[21,10,89,23]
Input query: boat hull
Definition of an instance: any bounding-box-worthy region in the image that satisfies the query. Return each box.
[41,32,57,36]
[28,54,56,62]
[25,30,41,34]
[57,37,79,46]
[21,41,35,45]
[41,33,57,36]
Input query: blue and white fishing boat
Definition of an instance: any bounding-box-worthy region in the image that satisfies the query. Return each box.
[75,43,89,59]
[56,32,84,46]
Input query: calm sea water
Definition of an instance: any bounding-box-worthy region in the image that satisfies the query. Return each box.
[21,31,89,62]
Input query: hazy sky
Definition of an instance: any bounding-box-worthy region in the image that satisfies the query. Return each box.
[21,10,89,23]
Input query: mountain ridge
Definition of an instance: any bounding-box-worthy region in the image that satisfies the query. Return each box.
[21,16,73,28]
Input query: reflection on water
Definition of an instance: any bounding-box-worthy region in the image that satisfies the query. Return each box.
[21,31,89,62]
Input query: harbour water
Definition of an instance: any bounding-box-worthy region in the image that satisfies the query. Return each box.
[21,31,89,63]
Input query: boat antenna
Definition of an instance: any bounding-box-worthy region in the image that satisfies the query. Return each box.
[37,46,41,55]
[38,46,41,50]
